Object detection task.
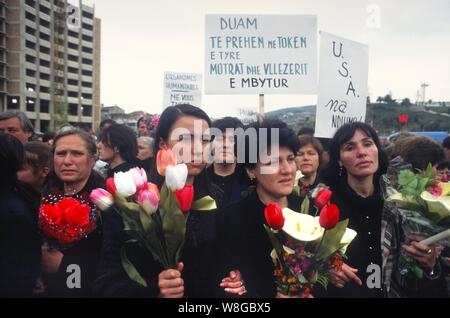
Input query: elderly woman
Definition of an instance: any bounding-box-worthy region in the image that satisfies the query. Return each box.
[40,128,104,297]
[137,136,154,177]
[216,119,302,298]
[320,122,446,297]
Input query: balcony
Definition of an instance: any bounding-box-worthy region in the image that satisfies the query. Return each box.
[67,47,79,56]
[39,65,50,74]
[25,62,37,71]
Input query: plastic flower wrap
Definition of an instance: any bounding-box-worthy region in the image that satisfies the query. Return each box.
[264,187,356,297]
[39,193,99,246]
[387,164,450,279]
[90,150,216,287]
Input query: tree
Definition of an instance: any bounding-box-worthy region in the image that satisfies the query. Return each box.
[401,98,412,107]
[376,96,383,103]
[366,96,371,105]
[384,94,394,105]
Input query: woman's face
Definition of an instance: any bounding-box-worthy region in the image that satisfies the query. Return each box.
[137,138,152,161]
[54,135,94,185]
[248,147,297,199]
[97,140,115,163]
[163,115,210,177]
[295,144,320,176]
[339,129,379,179]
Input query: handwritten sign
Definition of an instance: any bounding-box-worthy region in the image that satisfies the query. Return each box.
[163,72,202,109]
[204,15,317,94]
[315,32,368,138]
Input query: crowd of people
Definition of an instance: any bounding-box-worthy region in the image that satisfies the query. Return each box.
[0,106,449,298]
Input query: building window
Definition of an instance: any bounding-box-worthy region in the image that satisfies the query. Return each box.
[39,19,51,29]
[26,69,36,77]
[25,55,36,63]
[25,40,36,49]
[68,54,78,62]
[39,5,51,15]
[82,58,92,65]
[69,103,78,116]
[26,83,36,92]
[68,30,79,38]
[82,34,93,42]
[25,0,36,7]
[40,46,50,54]
[68,79,78,86]
[25,26,35,35]
[68,66,78,73]
[82,23,93,31]
[82,46,93,54]
[40,59,50,68]
[7,97,20,109]
[81,81,91,88]
[40,73,50,81]
[39,32,50,41]
[68,42,79,50]
[82,11,94,19]
[40,86,49,93]
[26,98,36,112]
[82,105,92,117]
[81,69,93,76]
[82,93,92,99]
[68,91,78,98]
[25,11,36,21]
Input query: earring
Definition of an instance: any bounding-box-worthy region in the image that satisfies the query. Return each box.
[338,166,343,177]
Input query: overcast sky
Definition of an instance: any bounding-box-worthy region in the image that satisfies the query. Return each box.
[73,0,450,118]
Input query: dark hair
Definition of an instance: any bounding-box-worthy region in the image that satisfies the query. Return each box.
[298,135,324,169]
[297,127,315,137]
[99,118,117,131]
[399,136,445,170]
[150,104,211,188]
[212,117,244,132]
[98,124,138,164]
[243,118,300,169]
[23,141,52,175]
[0,111,34,133]
[42,131,56,143]
[443,136,450,150]
[53,128,97,158]
[437,160,450,171]
[321,122,389,188]
[0,132,24,185]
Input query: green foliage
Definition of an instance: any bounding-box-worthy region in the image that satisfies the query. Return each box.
[397,164,436,201]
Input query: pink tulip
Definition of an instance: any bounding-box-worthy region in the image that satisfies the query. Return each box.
[156,148,176,176]
[129,167,148,192]
[90,188,114,211]
[137,189,159,216]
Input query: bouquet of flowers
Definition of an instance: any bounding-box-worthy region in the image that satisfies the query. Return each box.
[90,148,216,287]
[39,192,99,246]
[387,164,450,278]
[264,187,356,297]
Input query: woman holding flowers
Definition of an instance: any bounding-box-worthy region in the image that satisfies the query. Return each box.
[94,104,221,298]
[320,122,443,297]
[216,119,303,298]
[39,128,104,297]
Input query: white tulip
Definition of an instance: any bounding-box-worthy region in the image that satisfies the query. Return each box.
[114,171,137,197]
[165,164,188,191]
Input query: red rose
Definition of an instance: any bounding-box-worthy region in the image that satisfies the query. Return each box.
[64,203,91,228]
[314,189,333,209]
[174,185,194,213]
[41,203,63,225]
[319,203,340,229]
[264,203,285,230]
[56,197,81,214]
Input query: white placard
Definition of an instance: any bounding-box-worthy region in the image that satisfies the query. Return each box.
[315,32,368,138]
[204,15,317,95]
[163,72,202,109]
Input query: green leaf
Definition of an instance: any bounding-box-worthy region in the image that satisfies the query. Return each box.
[398,170,415,186]
[300,196,310,215]
[315,219,349,261]
[263,225,289,271]
[191,196,217,211]
[121,241,148,287]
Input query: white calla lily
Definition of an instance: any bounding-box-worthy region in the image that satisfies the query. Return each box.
[114,171,137,197]
[339,228,357,253]
[165,164,188,191]
[420,191,450,223]
[270,246,295,265]
[282,208,324,242]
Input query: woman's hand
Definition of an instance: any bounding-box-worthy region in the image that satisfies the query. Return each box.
[41,246,63,274]
[328,263,363,288]
[402,235,437,270]
[158,262,184,298]
[220,270,246,296]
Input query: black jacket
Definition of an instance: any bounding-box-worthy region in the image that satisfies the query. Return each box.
[0,183,41,297]
[215,190,302,298]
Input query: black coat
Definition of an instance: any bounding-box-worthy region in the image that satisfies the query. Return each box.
[41,172,105,297]
[0,184,41,297]
[215,191,302,298]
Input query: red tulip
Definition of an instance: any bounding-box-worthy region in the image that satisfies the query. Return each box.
[174,185,194,213]
[398,114,409,124]
[319,203,340,229]
[106,177,117,197]
[264,203,285,230]
[314,189,332,209]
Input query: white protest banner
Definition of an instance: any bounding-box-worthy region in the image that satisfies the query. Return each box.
[315,32,368,138]
[163,72,202,109]
[204,15,317,94]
